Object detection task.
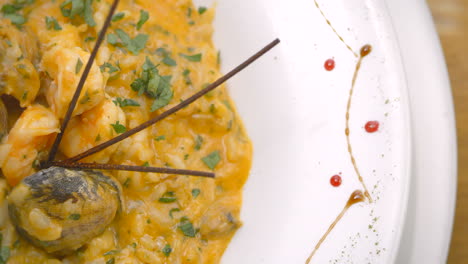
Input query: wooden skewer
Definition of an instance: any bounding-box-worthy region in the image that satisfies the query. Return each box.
[49,161,215,178]
[47,0,120,163]
[65,38,280,163]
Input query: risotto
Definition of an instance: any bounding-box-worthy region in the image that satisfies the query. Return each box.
[0,0,253,263]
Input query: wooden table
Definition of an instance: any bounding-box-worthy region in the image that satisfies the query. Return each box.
[426,0,468,262]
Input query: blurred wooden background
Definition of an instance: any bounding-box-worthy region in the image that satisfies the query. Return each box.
[426,0,467,262]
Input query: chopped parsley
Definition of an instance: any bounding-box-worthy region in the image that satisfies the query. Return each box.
[60,0,96,27]
[100,62,120,74]
[103,250,120,256]
[85,36,96,42]
[123,178,131,188]
[179,217,196,237]
[159,192,176,203]
[184,154,189,160]
[198,6,207,14]
[169,208,180,218]
[75,58,83,74]
[111,12,125,22]
[202,151,221,170]
[136,9,149,30]
[179,53,202,62]
[222,100,232,110]
[68,213,81,220]
[0,246,9,264]
[45,16,62,31]
[162,244,172,257]
[111,121,126,134]
[155,135,166,141]
[182,69,191,84]
[130,57,173,111]
[106,258,115,264]
[156,48,177,67]
[194,135,203,150]
[113,97,140,107]
[142,161,150,167]
[4,13,25,26]
[107,29,148,55]
[191,188,200,198]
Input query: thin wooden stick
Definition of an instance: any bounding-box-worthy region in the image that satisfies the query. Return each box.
[65,38,280,163]
[47,0,120,163]
[49,162,215,178]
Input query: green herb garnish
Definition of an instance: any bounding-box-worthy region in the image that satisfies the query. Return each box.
[60,0,96,27]
[182,68,191,84]
[191,189,200,198]
[0,246,10,264]
[136,9,149,30]
[179,217,196,237]
[100,62,120,74]
[4,13,25,26]
[194,135,203,150]
[159,192,176,203]
[131,57,173,111]
[75,58,83,74]
[107,29,148,55]
[103,250,120,256]
[112,12,124,22]
[162,244,172,257]
[156,48,177,67]
[169,208,180,218]
[179,53,202,62]
[111,121,126,134]
[202,151,220,170]
[113,97,140,107]
[106,258,115,264]
[155,135,166,141]
[198,6,207,14]
[45,16,62,30]
[69,213,81,220]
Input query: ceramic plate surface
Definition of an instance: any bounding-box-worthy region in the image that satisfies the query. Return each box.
[193,0,414,263]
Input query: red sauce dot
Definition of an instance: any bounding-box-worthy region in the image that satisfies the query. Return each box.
[365,121,380,133]
[330,175,342,187]
[324,59,335,71]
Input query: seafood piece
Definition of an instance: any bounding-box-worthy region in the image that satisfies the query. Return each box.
[41,46,105,118]
[8,166,123,256]
[0,19,40,107]
[60,97,126,163]
[0,105,59,186]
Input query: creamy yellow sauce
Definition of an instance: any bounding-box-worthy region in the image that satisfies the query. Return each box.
[0,0,252,263]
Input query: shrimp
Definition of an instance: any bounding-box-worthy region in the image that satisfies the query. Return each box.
[0,105,59,186]
[0,19,40,107]
[60,97,126,163]
[41,46,106,119]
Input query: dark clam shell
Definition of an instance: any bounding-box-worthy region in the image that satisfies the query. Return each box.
[8,166,123,256]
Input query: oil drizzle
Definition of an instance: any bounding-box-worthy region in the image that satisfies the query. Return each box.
[305,190,365,264]
[314,0,358,58]
[345,45,373,202]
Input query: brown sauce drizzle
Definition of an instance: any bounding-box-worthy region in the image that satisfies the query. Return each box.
[314,0,358,58]
[345,45,373,202]
[305,190,365,264]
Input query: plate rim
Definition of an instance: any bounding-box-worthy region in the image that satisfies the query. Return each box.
[385,0,458,262]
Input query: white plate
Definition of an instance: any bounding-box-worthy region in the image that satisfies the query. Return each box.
[194,0,456,263]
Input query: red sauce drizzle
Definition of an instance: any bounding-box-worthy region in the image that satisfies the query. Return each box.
[324,59,335,71]
[330,175,342,187]
[365,121,379,133]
